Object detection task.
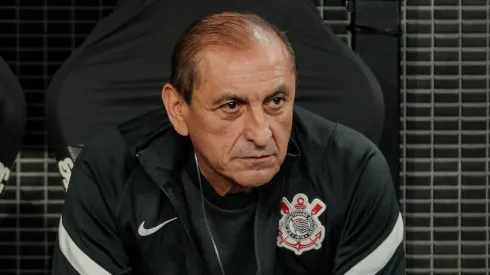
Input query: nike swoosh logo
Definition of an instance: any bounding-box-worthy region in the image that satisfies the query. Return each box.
[138,217,178,236]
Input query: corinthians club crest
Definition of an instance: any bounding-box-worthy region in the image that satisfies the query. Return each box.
[277,193,326,255]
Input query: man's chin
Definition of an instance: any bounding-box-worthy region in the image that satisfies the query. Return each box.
[231,169,278,188]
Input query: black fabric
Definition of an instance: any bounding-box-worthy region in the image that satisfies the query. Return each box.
[353,0,401,197]
[51,106,404,275]
[0,57,26,194]
[45,0,384,157]
[182,155,257,275]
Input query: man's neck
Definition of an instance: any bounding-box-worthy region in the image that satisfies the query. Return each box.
[194,155,252,196]
[201,169,252,196]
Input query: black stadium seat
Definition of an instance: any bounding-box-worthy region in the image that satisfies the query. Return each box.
[45,0,384,190]
[0,57,26,195]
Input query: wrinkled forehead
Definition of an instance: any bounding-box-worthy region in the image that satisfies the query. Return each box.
[200,40,294,79]
[195,44,296,100]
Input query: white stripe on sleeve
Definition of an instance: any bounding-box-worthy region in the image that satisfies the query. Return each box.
[344,212,404,275]
[58,217,111,275]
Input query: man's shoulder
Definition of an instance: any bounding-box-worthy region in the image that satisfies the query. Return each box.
[329,123,378,158]
[292,106,383,199]
[293,106,377,159]
[78,108,171,170]
[292,107,389,213]
[75,127,132,172]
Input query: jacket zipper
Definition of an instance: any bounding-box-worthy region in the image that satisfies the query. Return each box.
[136,153,205,272]
[254,206,262,275]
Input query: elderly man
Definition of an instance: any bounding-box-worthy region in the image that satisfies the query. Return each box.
[52,12,405,275]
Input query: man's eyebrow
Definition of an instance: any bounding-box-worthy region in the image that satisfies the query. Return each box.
[211,93,246,106]
[211,85,290,106]
[265,85,289,101]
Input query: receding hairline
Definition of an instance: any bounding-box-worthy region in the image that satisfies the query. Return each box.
[193,22,296,79]
[198,30,294,64]
[170,12,296,103]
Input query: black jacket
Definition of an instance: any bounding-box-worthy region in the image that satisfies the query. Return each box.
[52,106,405,275]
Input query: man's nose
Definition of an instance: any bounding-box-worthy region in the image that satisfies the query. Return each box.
[244,107,272,147]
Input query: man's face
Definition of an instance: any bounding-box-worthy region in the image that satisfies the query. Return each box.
[184,40,296,188]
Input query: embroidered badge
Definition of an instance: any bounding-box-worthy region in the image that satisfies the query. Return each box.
[277,193,326,255]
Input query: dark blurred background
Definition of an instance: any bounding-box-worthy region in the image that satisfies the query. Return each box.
[0,0,489,274]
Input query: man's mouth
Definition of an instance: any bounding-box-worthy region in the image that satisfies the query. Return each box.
[240,155,272,160]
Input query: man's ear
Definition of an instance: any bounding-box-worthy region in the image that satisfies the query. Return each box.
[162,83,189,136]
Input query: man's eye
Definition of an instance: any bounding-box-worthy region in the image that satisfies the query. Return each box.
[221,102,240,112]
[269,96,285,108]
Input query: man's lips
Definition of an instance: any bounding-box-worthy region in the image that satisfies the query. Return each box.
[240,155,273,160]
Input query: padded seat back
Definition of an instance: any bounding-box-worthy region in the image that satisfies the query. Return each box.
[0,57,26,195]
